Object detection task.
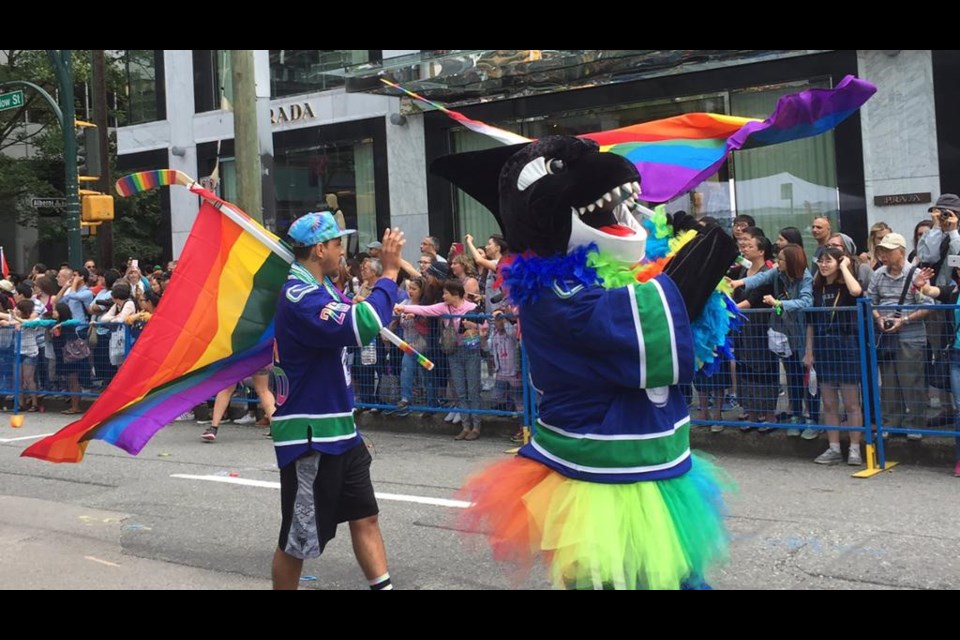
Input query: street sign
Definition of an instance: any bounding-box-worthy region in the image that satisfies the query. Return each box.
[0,90,24,112]
[31,197,66,209]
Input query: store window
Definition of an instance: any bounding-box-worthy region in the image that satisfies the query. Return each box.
[262,140,378,252]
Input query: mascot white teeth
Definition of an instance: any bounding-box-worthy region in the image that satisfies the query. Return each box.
[433,134,741,590]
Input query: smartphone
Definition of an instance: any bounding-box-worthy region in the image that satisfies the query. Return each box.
[947,255,960,268]
[131,259,139,270]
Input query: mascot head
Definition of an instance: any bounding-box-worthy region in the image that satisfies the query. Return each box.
[432,136,647,262]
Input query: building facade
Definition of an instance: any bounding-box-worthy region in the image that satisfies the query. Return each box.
[114,50,960,263]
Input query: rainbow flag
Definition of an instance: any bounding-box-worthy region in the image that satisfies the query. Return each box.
[583,75,876,203]
[22,186,292,463]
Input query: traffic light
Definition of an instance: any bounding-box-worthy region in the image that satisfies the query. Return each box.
[75,120,101,177]
[82,194,114,222]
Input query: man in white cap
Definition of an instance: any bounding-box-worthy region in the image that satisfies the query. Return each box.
[270,210,405,590]
[868,231,932,441]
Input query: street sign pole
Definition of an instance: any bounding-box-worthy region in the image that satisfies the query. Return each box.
[47,50,82,268]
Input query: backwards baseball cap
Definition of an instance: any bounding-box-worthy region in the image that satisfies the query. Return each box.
[287,211,355,247]
[929,193,960,213]
[876,232,906,251]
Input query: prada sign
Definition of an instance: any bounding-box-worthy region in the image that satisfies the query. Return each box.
[271,102,316,125]
[873,192,931,207]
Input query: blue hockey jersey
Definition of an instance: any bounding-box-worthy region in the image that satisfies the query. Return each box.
[271,262,398,468]
[518,274,696,484]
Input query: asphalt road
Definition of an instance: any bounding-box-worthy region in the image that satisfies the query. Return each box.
[1,413,957,590]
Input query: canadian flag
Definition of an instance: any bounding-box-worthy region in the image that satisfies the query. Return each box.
[0,246,8,279]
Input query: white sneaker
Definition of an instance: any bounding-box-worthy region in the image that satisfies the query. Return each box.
[444,411,457,422]
[232,413,257,425]
[481,380,495,392]
[847,448,863,466]
[814,448,843,465]
[177,411,195,421]
[452,413,462,425]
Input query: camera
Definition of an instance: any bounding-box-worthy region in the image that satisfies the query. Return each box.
[883,318,896,330]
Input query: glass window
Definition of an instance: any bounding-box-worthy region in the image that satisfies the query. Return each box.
[121,50,161,125]
[730,79,837,258]
[193,50,233,113]
[269,50,374,97]
[272,139,377,252]
[218,51,233,109]
[219,157,237,203]
[451,130,503,246]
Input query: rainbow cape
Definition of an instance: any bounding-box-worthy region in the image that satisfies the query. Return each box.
[385,75,876,203]
[23,177,292,463]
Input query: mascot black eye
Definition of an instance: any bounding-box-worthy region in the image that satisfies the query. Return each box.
[546,159,565,174]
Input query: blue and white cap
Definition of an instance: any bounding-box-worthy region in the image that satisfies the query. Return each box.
[287,211,355,246]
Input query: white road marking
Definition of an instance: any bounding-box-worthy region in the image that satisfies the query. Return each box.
[84,556,121,567]
[0,433,54,443]
[171,474,472,509]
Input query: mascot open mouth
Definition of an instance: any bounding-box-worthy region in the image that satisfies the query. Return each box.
[573,179,644,237]
[568,178,648,263]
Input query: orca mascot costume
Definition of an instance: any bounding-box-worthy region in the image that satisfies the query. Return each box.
[433,135,740,590]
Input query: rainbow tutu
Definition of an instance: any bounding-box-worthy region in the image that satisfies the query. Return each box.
[458,453,732,590]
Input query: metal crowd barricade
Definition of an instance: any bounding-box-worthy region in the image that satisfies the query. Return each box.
[352,312,530,427]
[691,304,872,459]
[0,298,953,476]
[867,300,960,472]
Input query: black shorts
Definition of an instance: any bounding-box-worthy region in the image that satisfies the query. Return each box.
[278,444,378,559]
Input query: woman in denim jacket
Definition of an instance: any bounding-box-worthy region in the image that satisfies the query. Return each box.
[731,243,814,436]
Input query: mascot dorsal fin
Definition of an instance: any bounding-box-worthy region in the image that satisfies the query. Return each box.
[429,143,528,233]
